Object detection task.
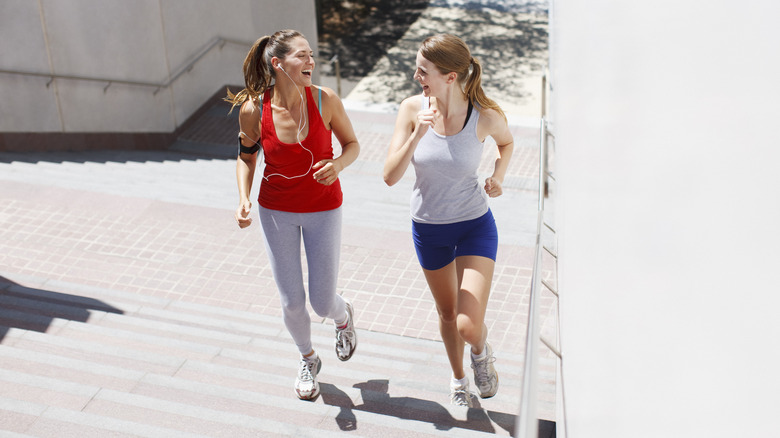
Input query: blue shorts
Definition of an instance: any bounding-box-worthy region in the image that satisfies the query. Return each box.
[412,209,498,271]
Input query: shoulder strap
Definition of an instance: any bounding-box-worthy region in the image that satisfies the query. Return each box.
[463,100,473,129]
[318,87,322,116]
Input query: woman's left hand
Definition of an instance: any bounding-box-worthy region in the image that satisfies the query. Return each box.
[313,159,342,186]
[484,177,504,198]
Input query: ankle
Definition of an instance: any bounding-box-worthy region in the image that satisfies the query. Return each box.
[451,375,469,389]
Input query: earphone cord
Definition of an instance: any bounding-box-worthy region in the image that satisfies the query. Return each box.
[263,66,314,181]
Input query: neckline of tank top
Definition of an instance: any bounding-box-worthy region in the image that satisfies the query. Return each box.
[263,87,328,146]
[424,96,476,138]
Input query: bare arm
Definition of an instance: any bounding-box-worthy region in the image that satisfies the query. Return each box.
[235,99,261,227]
[312,86,360,186]
[479,109,514,198]
[383,96,435,186]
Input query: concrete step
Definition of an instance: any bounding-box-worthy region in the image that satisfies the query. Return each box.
[0,276,524,437]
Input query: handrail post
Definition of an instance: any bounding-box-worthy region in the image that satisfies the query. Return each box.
[538,118,547,212]
[330,54,342,97]
[518,218,543,438]
[541,73,547,118]
[335,58,342,98]
[517,116,549,438]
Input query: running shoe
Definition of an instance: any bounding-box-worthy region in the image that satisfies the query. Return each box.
[471,342,499,398]
[335,300,357,361]
[295,355,322,400]
[450,380,473,407]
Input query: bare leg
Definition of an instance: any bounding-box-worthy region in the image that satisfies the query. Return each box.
[455,255,495,356]
[423,255,495,378]
[423,261,466,379]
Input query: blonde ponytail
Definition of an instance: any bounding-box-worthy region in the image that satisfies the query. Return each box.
[419,34,506,122]
[464,56,506,122]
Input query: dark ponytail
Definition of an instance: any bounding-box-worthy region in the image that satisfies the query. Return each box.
[225,29,304,112]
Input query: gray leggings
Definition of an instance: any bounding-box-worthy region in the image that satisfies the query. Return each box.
[259,206,346,355]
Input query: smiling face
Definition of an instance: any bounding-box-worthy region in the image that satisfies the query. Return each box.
[414,51,450,97]
[276,36,315,85]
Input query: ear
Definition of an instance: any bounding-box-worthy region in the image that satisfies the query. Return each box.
[447,72,457,83]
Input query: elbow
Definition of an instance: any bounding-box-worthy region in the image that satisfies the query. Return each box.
[343,140,360,156]
[383,172,398,187]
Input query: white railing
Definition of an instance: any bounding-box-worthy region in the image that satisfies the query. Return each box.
[516,73,565,438]
[0,36,342,96]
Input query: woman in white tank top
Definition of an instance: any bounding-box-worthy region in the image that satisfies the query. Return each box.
[383,34,515,407]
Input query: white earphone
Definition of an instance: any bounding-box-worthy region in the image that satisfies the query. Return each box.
[263,62,314,181]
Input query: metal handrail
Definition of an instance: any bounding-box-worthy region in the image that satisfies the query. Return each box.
[516,70,565,438]
[0,36,342,96]
[517,117,551,438]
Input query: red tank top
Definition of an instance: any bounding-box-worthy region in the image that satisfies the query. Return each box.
[258,86,342,212]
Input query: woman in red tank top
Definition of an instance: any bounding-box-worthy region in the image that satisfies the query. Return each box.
[226,29,360,401]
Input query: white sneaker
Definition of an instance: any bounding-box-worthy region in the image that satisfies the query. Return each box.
[450,380,473,407]
[471,342,499,398]
[335,300,357,361]
[295,355,322,400]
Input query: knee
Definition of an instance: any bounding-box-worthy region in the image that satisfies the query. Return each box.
[280,294,307,316]
[310,294,336,318]
[456,314,483,345]
[436,305,458,324]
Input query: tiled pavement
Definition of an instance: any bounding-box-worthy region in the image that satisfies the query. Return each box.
[0,3,556,436]
[0,98,557,436]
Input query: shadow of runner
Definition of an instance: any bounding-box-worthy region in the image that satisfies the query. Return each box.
[0,276,123,343]
[320,379,518,435]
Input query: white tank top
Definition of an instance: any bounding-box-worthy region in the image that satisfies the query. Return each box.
[410,96,489,224]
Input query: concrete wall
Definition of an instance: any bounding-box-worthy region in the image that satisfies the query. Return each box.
[0,0,318,133]
[549,0,780,436]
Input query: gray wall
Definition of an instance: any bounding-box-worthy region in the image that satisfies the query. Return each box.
[0,0,318,133]
[549,0,780,436]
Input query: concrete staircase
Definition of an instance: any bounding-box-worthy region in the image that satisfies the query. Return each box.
[0,275,523,437]
[168,89,240,160]
[0,79,556,436]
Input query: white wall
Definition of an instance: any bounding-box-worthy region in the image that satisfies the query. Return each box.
[0,0,318,133]
[550,1,780,436]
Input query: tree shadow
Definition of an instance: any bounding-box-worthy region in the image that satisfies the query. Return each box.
[317,0,432,80]
[0,276,123,343]
[320,379,521,435]
[350,5,549,107]
[428,0,549,14]
[320,1,548,112]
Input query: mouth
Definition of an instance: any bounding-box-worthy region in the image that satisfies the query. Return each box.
[302,69,313,78]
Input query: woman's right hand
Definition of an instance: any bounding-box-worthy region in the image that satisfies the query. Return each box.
[414,108,436,140]
[235,200,253,228]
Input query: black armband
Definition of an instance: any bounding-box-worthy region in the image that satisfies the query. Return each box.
[238,137,260,155]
